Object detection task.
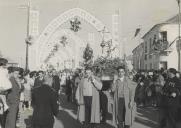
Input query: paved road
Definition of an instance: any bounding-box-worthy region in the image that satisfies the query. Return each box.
[20,94,160,128]
[54,106,159,128]
[20,106,159,128]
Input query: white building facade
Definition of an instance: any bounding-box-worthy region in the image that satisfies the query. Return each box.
[133,22,180,71]
[132,43,144,71]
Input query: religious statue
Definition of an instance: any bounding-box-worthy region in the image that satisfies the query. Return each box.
[83,43,93,67]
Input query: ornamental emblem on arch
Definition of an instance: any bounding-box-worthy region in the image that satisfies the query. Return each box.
[59,36,68,47]
[70,17,81,32]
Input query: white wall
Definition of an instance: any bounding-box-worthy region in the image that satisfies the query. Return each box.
[143,26,160,70]
[142,24,179,70]
[160,24,178,70]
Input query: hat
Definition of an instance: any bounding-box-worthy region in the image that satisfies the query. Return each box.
[0,58,8,66]
[29,71,36,78]
[12,67,20,72]
[7,66,14,73]
[116,65,125,71]
[169,68,177,75]
[7,67,20,73]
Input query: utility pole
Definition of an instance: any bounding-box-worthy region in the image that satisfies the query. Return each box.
[176,0,181,71]
[25,0,31,71]
[19,0,31,71]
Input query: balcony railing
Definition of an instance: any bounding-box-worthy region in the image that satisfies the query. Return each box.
[149,39,171,55]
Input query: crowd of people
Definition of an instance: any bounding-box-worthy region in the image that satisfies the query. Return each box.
[0,56,137,128]
[0,56,181,128]
[134,68,181,128]
[65,66,137,128]
[0,57,63,128]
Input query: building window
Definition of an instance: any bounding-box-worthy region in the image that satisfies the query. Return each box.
[149,38,152,50]
[150,63,152,70]
[160,31,167,41]
[154,64,157,69]
[149,54,152,59]
[145,42,147,53]
[145,55,147,60]
[145,64,147,70]
[160,61,168,70]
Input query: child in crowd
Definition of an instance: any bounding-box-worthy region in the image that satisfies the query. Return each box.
[0,58,12,111]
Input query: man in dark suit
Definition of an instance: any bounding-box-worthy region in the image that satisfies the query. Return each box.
[34,71,44,88]
[5,67,21,128]
[99,80,109,123]
[162,68,181,128]
[52,69,60,94]
[31,75,59,128]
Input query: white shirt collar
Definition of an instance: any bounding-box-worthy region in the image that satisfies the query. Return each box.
[118,76,124,82]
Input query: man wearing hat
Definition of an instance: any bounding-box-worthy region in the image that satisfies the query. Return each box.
[52,69,60,94]
[162,68,181,128]
[5,67,21,128]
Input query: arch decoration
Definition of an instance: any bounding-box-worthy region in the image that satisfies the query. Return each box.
[30,8,113,69]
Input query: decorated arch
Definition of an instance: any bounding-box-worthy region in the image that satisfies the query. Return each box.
[31,8,113,69]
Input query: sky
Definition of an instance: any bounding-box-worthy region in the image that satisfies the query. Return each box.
[0,0,179,67]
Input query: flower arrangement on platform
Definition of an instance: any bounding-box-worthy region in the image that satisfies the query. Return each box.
[93,57,125,78]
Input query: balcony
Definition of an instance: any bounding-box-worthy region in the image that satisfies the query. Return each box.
[149,39,172,56]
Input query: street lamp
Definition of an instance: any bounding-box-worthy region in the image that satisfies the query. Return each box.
[177,0,181,39]
[19,0,31,71]
[176,0,181,71]
[25,36,33,70]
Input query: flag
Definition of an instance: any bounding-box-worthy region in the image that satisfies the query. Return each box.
[134,28,141,37]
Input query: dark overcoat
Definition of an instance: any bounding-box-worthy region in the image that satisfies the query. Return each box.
[31,84,59,127]
[52,75,60,93]
[5,76,21,128]
[112,77,137,127]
